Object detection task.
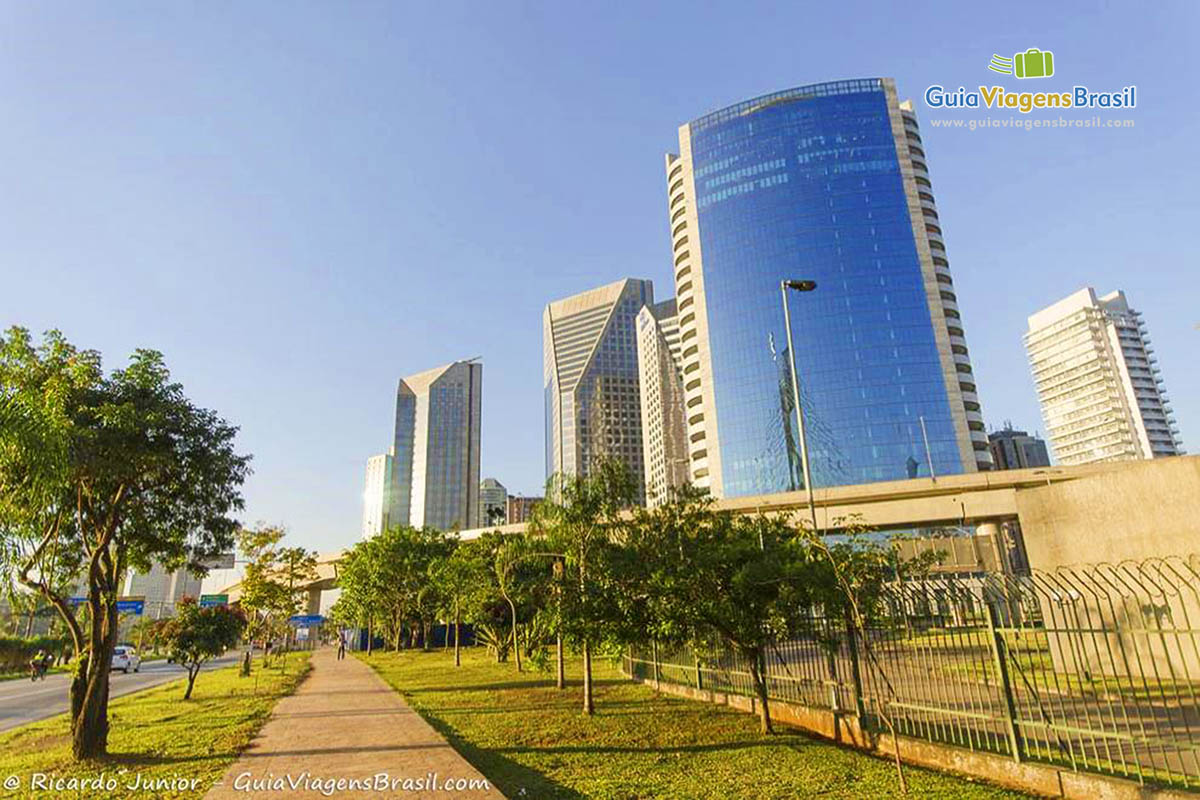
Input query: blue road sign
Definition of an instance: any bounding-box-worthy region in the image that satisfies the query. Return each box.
[116,598,145,615]
[288,614,325,627]
[68,597,87,606]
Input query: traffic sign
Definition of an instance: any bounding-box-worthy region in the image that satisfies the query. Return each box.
[116,597,145,615]
[199,594,229,608]
[288,614,324,626]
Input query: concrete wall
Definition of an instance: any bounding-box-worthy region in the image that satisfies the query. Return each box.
[1016,455,1200,569]
[1015,455,1200,678]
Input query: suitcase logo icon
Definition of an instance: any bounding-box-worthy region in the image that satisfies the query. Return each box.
[988,48,1055,79]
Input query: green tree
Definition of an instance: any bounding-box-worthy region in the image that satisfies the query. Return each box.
[333,526,446,653]
[625,489,824,734]
[162,597,247,699]
[530,458,636,715]
[0,328,250,758]
[429,540,487,667]
[236,525,316,662]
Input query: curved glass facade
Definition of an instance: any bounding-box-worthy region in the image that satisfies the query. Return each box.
[685,79,967,497]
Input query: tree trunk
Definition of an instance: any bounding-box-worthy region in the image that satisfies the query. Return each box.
[72,590,118,759]
[453,612,461,667]
[184,664,200,700]
[366,619,373,655]
[421,621,431,652]
[582,639,594,715]
[556,632,565,689]
[746,647,773,734]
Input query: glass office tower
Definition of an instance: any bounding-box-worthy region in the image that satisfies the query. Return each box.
[391,359,483,530]
[666,78,990,498]
[544,278,653,503]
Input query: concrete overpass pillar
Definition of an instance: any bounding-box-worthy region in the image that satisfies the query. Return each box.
[306,588,322,615]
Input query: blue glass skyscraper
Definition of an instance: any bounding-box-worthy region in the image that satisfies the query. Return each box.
[666,78,991,499]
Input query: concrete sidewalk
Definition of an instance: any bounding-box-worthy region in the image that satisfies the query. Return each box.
[205,648,502,799]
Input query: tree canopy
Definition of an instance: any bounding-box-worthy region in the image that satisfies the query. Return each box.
[0,327,251,758]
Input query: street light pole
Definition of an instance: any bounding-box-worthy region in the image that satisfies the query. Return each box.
[780,279,820,536]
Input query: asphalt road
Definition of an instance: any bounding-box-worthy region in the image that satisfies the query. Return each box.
[0,651,244,733]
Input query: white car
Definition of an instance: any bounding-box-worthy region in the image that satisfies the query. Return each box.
[111,646,142,673]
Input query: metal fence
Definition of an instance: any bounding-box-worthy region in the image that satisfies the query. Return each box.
[626,555,1200,791]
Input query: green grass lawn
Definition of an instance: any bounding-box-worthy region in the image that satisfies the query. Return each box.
[360,648,1032,800]
[0,652,311,799]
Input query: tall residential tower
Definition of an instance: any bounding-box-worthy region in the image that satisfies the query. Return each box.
[665,79,990,498]
[361,451,396,538]
[1025,288,1182,465]
[391,359,483,530]
[544,278,652,501]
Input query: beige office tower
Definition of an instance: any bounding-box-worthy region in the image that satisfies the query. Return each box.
[361,451,395,538]
[636,300,689,506]
[1025,288,1183,465]
[544,278,653,502]
[392,359,483,530]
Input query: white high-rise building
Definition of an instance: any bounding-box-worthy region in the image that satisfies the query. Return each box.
[361,451,395,538]
[123,564,202,617]
[1025,288,1182,465]
[636,300,689,506]
[544,278,653,502]
[391,360,483,531]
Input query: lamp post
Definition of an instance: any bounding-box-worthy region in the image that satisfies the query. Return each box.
[780,279,820,536]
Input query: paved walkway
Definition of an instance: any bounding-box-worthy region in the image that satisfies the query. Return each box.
[206,648,503,799]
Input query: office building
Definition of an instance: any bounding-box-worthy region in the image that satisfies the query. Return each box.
[123,563,202,617]
[392,359,483,530]
[636,300,689,505]
[361,451,396,538]
[988,423,1051,470]
[480,477,508,526]
[544,278,652,501]
[506,494,542,524]
[1025,288,1182,465]
[665,78,990,499]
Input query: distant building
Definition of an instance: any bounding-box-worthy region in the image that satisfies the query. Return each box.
[392,359,483,530]
[480,477,508,526]
[506,495,542,524]
[544,278,652,502]
[1025,288,1182,465]
[636,300,689,506]
[361,451,396,538]
[988,424,1051,470]
[123,563,202,617]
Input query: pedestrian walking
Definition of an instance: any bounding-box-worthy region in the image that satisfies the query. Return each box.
[337,631,346,660]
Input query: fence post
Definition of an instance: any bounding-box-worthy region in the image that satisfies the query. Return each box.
[695,654,703,692]
[985,600,1024,762]
[651,639,661,690]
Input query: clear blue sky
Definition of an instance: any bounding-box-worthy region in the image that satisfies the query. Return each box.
[2,2,1196,553]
